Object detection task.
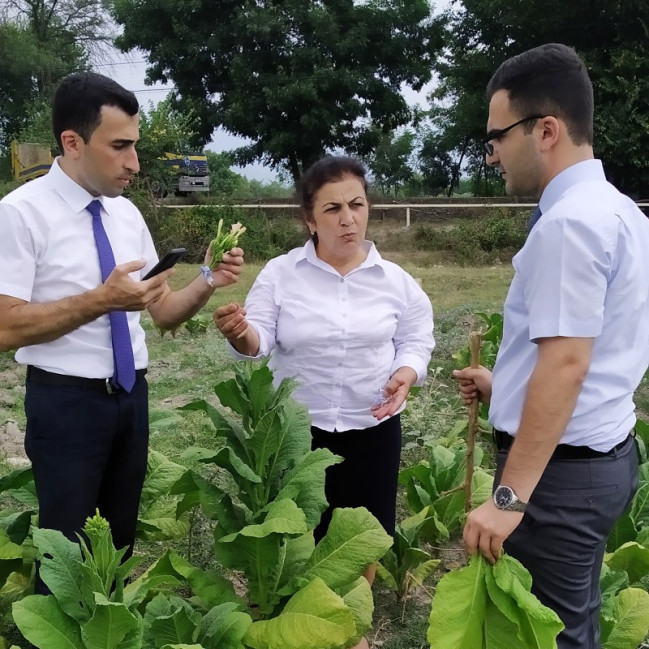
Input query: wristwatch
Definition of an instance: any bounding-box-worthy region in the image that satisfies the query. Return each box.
[493,485,527,512]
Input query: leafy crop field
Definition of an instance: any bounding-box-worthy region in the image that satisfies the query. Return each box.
[0,257,647,648]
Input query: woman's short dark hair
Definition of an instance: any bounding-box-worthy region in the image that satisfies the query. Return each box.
[300,156,369,220]
[487,43,594,146]
[52,72,139,152]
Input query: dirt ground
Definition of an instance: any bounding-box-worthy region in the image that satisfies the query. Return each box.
[0,363,28,466]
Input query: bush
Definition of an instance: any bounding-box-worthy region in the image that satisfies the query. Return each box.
[412,207,527,264]
[153,205,307,262]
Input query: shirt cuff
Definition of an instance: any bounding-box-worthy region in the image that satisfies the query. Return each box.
[529,317,602,341]
[390,354,428,386]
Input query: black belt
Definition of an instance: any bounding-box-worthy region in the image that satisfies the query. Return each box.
[26,365,147,394]
[493,428,632,459]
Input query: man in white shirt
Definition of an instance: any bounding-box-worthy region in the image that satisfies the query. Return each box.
[0,72,243,592]
[454,43,648,648]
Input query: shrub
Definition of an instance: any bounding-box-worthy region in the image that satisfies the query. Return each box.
[412,208,528,264]
[153,206,306,263]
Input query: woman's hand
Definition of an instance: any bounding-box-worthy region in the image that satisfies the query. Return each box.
[371,366,417,420]
[214,302,249,340]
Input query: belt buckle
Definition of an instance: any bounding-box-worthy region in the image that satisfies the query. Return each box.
[105,378,116,395]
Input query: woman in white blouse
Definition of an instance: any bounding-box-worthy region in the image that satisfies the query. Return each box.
[214,157,434,631]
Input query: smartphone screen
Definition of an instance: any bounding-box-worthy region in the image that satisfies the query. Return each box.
[142,248,187,280]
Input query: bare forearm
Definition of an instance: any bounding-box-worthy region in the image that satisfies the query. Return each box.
[0,291,107,351]
[148,275,215,331]
[500,338,592,501]
[228,326,261,357]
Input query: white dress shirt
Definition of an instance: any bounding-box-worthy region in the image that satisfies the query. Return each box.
[229,239,435,431]
[490,159,649,450]
[0,158,159,377]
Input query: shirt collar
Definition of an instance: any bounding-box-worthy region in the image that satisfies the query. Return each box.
[48,157,105,215]
[539,159,605,215]
[297,238,386,275]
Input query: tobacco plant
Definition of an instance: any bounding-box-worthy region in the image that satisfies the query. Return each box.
[173,360,393,648]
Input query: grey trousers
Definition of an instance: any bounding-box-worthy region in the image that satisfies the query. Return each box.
[496,435,639,649]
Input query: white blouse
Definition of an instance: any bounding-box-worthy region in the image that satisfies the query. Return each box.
[229,239,435,431]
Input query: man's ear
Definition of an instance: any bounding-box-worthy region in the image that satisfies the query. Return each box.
[59,130,83,157]
[538,116,560,152]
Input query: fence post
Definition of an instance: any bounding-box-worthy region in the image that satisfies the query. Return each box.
[406,206,411,228]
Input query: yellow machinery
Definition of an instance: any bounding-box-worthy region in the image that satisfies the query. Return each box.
[11,141,53,183]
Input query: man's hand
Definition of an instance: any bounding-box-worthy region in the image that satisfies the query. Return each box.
[205,247,244,288]
[214,302,249,340]
[371,366,417,420]
[463,499,524,564]
[102,259,171,311]
[452,365,493,405]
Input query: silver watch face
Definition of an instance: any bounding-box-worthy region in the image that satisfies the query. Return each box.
[494,485,515,509]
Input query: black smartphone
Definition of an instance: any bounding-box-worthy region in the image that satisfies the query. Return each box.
[142,248,187,280]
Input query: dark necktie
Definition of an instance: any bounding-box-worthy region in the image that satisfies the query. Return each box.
[528,205,542,232]
[87,200,136,392]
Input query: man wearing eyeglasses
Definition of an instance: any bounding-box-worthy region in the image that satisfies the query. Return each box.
[454,43,648,648]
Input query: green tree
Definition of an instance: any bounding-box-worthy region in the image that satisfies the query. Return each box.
[204,150,249,198]
[367,129,415,197]
[431,0,649,197]
[111,0,445,185]
[417,129,453,196]
[0,0,113,149]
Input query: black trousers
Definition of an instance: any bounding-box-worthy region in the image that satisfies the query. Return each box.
[311,415,402,543]
[496,435,638,649]
[24,374,149,593]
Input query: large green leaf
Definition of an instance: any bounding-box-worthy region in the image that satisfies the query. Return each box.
[220,499,307,542]
[0,528,25,589]
[602,588,649,649]
[148,596,201,648]
[32,528,87,623]
[248,410,284,478]
[275,448,343,529]
[141,450,188,504]
[0,466,38,509]
[335,577,374,645]
[294,508,392,592]
[430,445,465,495]
[245,363,276,425]
[630,482,649,529]
[80,594,141,649]
[199,602,252,649]
[244,577,356,649]
[266,398,312,490]
[605,542,649,584]
[0,510,34,545]
[13,595,84,649]
[273,533,315,594]
[492,555,563,648]
[428,554,487,648]
[606,512,638,553]
[179,401,249,460]
[210,446,262,487]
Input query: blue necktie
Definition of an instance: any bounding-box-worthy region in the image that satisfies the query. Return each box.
[528,205,542,232]
[87,200,136,392]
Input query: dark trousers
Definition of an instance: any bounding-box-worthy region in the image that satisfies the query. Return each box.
[496,435,639,649]
[24,375,149,594]
[311,415,402,543]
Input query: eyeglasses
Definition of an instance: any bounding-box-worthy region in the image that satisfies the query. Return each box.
[482,114,546,156]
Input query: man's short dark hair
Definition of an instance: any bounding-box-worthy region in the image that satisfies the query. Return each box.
[487,43,594,146]
[52,72,139,152]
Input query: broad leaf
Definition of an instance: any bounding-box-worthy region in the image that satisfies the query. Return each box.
[335,577,374,647]
[602,587,649,649]
[605,542,649,584]
[428,554,487,648]
[199,602,252,649]
[295,508,392,591]
[13,595,84,649]
[32,528,87,623]
[244,577,356,649]
[275,448,343,529]
[80,594,140,649]
[141,450,187,503]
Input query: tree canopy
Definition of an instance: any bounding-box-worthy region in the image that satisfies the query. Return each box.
[430,0,649,197]
[111,0,445,185]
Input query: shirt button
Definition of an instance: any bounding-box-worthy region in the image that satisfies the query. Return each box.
[335,383,340,387]
[340,278,344,283]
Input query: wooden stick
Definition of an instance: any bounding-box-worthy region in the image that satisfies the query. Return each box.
[464,331,482,513]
